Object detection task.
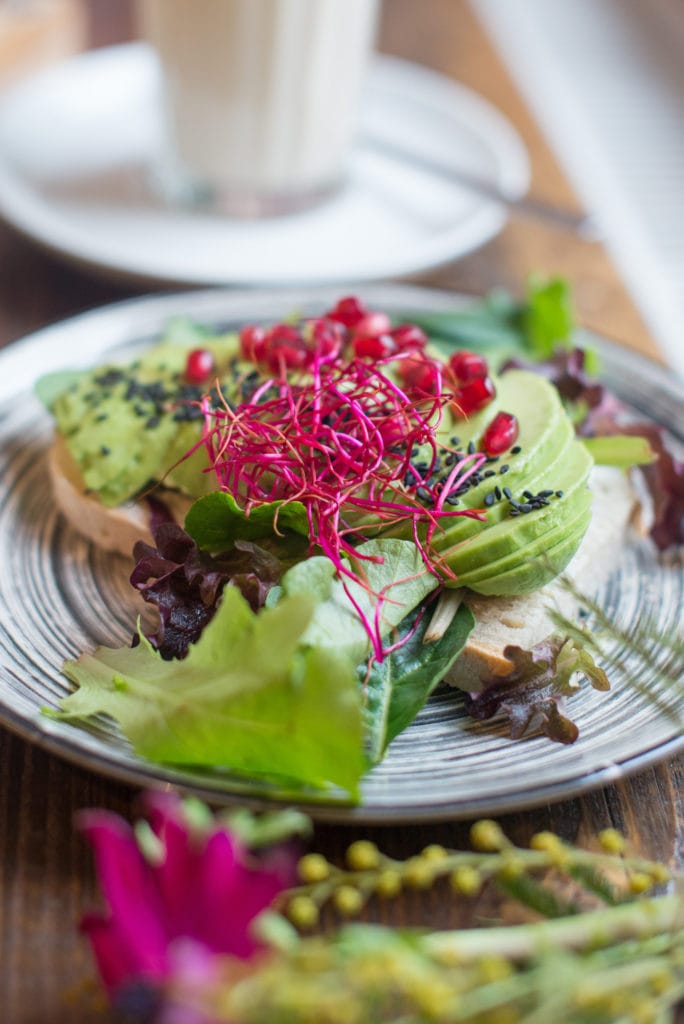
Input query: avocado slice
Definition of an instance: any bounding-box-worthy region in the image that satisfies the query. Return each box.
[469,503,593,595]
[452,490,593,591]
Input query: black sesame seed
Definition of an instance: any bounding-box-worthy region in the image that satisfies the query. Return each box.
[484,492,496,507]
[519,503,533,513]
[556,490,564,498]
[503,486,512,499]
[509,509,521,516]
[500,464,509,475]
[539,489,554,498]
[444,454,456,466]
[467,441,476,455]
[511,446,521,455]
[484,469,496,478]
[446,495,460,506]
[450,436,460,445]
[523,490,534,501]
[486,455,499,464]
[495,486,502,500]
[416,486,431,502]
[100,446,110,456]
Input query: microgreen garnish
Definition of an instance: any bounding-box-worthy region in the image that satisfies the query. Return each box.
[202,355,486,659]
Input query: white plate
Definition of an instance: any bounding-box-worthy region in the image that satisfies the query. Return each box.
[0,284,681,823]
[0,44,529,286]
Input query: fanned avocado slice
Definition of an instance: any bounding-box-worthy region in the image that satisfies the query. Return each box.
[469,503,593,596]
[452,488,593,589]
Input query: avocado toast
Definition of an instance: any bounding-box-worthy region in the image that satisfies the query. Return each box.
[40,294,640,795]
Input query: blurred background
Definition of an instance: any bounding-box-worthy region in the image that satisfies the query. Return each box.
[0,0,682,370]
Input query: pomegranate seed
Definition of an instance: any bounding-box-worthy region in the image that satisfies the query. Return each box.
[399,356,441,395]
[452,375,496,416]
[239,325,267,362]
[327,295,367,328]
[267,344,309,372]
[483,411,519,455]
[449,350,489,383]
[185,348,215,384]
[308,318,344,358]
[378,413,406,446]
[391,323,428,351]
[354,311,392,338]
[353,333,397,359]
[269,323,303,346]
[260,323,309,372]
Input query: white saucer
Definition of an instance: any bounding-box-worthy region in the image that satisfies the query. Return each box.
[0,44,529,286]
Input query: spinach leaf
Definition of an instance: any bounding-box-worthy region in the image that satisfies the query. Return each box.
[362,597,475,763]
[185,492,309,552]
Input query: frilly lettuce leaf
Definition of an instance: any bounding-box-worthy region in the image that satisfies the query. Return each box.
[51,586,365,795]
[464,636,609,745]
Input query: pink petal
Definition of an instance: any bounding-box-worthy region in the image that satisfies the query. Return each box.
[145,794,205,939]
[80,913,148,995]
[194,831,283,957]
[78,810,169,978]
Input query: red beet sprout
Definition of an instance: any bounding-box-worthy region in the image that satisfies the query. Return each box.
[202,354,485,660]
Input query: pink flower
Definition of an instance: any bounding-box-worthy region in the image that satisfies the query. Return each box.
[79,791,294,998]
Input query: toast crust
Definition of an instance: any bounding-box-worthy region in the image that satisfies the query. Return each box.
[49,436,192,558]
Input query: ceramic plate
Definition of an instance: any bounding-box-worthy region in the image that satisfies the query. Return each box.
[0,285,681,822]
[0,44,529,286]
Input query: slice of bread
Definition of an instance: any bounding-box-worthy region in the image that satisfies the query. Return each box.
[49,436,192,558]
[444,466,639,691]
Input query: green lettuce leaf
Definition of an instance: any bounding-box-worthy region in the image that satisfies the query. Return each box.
[581,435,655,469]
[464,636,609,745]
[34,369,85,409]
[185,492,309,552]
[279,539,439,665]
[519,276,574,359]
[363,598,476,763]
[51,587,365,795]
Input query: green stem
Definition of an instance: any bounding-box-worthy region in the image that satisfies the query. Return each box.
[424,895,682,963]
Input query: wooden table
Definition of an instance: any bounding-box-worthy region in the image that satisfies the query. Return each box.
[0,3,680,1021]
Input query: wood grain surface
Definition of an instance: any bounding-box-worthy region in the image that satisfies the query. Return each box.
[0,2,680,1022]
